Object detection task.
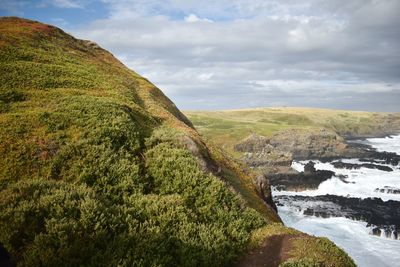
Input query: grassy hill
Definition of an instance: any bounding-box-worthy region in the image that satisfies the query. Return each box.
[185,107,400,155]
[0,17,354,266]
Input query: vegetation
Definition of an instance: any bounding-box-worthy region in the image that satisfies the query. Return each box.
[280,258,323,267]
[0,17,270,266]
[282,237,356,267]
[185,107,400,156]
[258,224,356,267]
[248,223,300,249]
[0,17,355,267]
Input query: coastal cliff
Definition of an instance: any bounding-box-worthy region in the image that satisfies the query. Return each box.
[0,17,355,266]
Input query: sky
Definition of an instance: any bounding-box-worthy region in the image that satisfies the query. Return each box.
[1,0,400,112]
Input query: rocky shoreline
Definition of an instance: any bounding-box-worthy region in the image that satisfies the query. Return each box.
[267,161,335,191]
[235,129,400,192]
[234,129,400,241]
[331,161,394,172]
[275,195,400,240]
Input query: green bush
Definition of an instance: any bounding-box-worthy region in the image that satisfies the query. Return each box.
[0,121,267,266]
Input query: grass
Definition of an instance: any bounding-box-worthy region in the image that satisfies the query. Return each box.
[248,223,356,267]
[185,107,400,156]
[282,236,356,267]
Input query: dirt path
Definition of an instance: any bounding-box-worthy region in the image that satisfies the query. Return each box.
[235,234,297,267]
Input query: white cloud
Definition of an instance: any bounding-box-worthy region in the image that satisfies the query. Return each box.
[198,73,214,81]
[70,0,400,111]
[253,80,396,94]
[39,0,87,8]
[184,14,212,23]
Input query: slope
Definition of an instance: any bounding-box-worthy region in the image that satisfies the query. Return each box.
[0,17,354,267]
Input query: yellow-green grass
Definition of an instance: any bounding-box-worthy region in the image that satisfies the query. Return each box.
[282,236,356,267]
[185,107,400,156]
[247,223,356,267]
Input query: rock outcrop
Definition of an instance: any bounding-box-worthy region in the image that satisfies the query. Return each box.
[268,128,347,159]
[343,142,400,165]
[235,134,292,170]
[331,161,394,172]
[275,195,400,240]
[255,174,278,212]
[234,130,346,191]
[234,128,400,193]
[268,161,335,191]
[236,129,349,163]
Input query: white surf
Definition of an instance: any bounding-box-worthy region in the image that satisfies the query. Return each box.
[275,134,400,267]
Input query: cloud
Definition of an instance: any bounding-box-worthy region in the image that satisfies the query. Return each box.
[38,0,88,8]
[0,0,89,13]
[11,0,400,111]
[252,80,397,94]
[184,14,212,23]
[0,0,29,15]
[74,3,400,111]
[50,0,84,8]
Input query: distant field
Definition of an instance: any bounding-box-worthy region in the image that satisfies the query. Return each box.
[185,107,400,154]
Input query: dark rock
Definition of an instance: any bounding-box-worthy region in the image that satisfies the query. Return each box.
[374,186,400,194]
[337,174,352,183]
[332,161,393,172]
[393,231,398,240]
[370,151,400,166]
[346,142,400,166]
[303,208,330,218]
[358,158,386,164]
[372,227,381,236]
[384,229,392,238]
[255,175,278,212]
[304,161,316,174]
[269,169,335,191]
[274,194,400,238]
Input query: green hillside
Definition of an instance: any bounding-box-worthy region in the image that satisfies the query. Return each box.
[0,17,354,267]
[186,107,400,155]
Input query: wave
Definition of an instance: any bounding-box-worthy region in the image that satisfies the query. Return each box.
[279,207,400,267]
[276,160,400,201]
[276,134,400,267]
[352,134,400,155]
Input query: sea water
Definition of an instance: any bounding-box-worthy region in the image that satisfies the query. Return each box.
[274,134,400,267]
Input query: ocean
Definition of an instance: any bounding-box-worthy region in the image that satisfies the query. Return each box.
[273,134,400,267]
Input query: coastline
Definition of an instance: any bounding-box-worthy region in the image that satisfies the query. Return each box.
[274,134,400,266]
[344,131,400,140]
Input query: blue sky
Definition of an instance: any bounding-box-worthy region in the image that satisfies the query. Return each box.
[0,0,108,28]
[1,0,400,111]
